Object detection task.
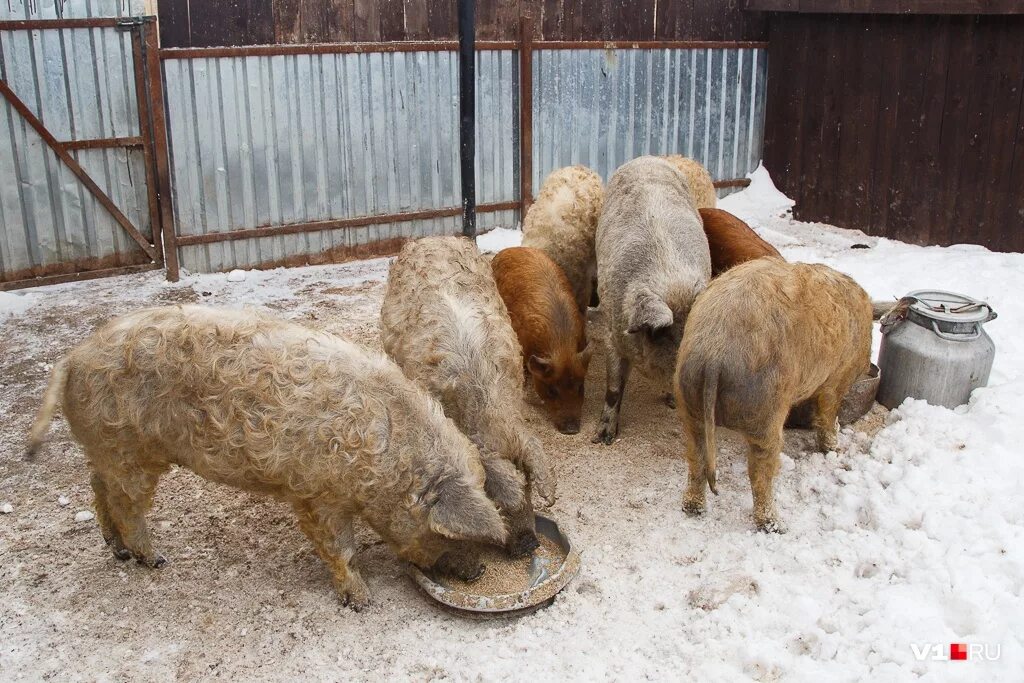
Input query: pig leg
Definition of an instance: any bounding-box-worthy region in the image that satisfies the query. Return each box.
[89,470,131,561]
[593,351,631,445]
[98,463,167,567]
[811,386,844,453]
[294,502,370,610]
[681,427,707,516]
[745,428,785,533]
[504,481,539,558]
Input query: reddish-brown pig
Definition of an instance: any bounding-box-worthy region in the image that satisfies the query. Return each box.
[491,247,592,435]
[699,208,782,276]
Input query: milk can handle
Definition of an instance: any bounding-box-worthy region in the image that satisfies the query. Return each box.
[931,321,980,342]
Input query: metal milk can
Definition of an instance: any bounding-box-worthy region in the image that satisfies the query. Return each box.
[877,290,997,410]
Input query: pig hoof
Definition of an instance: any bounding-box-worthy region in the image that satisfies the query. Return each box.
[592,426,617,445]
[682,500,706,516]
[507,530,540,558]
[756,517,787,534]
[111,547,132,561]
[337,573,371,610]
[135,552,168,568]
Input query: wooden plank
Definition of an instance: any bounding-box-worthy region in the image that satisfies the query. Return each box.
[247,0,277,44]
[353,0,381,40]
[965,16,1024,250]
[156,0,192,48]
[403,0,430,39]
[745,0,1024,13]
[324,0,356,41]
[188,0,251,47]
[761,14,809,205]
[865,15,903,238]
[934,15,977,245]
[378,0,406,41]
[298,0,328,41]
[912,16,953,246]
[611,0,655,41]
[274,0,302,43]
[883,16,932,243]
[427,0,456,39]
[0,79,158,261]
[1010,62,1024,252]
[799,15,843,224]
[832,14,875,232]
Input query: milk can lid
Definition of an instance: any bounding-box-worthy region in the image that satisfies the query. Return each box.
[906,290,995,324]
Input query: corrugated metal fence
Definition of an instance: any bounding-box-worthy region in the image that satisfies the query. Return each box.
[533,47,766,194]
[0,5,769,281]
[163,44,766,274]
[163,50,518,273]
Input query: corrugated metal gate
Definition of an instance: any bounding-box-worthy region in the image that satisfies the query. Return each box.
[0,3,171,290]
[0,4,769,284]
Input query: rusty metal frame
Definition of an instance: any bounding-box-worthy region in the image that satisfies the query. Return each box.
[175,201,521,247]
[0,17,170,289]
[519,12,535,216]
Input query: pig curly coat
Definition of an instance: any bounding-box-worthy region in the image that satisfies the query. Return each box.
[594,156,712,444]
[25,305,511,610]
[662,155,717,209]
[521,165,604,314]
[380,236,555,556]
[674,259,873,532]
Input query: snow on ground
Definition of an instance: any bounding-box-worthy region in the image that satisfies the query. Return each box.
[1,170,1022,681]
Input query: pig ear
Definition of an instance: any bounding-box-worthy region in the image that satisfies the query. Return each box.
[428,476,508,544]
[627,292,674,334]
[527,355,554,379]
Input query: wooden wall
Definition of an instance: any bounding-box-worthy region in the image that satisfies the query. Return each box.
[762,12,1024,251]
[157,0,767,47]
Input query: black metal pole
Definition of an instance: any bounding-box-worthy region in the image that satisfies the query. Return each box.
[458,0,476,237]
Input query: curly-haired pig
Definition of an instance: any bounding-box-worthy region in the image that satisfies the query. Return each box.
[522,165,604,315]
[26,305,511,610]
[380,236,556,557]
[699,208,783,276]
[674,258,872,531]
[593,156,712,444]
[491,246,592,434]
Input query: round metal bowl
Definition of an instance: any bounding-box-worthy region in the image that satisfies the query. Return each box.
[408,515,580,617]
[786,363,882,429]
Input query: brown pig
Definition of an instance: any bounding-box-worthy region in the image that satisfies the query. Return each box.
[491,247,592,435]
[674,259,872,532]
[699,208,782,276]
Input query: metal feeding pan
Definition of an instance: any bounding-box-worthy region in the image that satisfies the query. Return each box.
[409,515,580,617]
[785,363,881,429]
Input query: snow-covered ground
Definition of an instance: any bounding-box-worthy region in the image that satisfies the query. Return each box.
[1,169,1021,681]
